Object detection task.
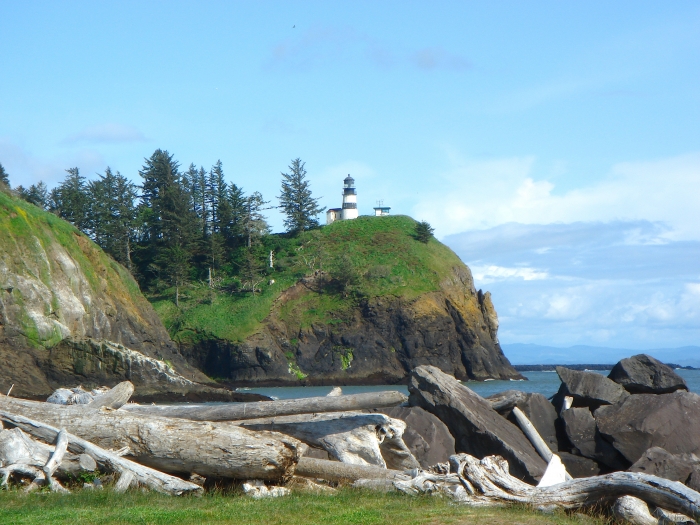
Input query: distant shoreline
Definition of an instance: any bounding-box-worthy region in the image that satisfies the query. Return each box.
[513,363,698,371]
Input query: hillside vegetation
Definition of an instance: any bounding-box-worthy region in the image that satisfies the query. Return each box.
[0,190,146,347]
[151,215,463,345]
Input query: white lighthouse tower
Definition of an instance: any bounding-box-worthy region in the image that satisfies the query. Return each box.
[340,175,358,220]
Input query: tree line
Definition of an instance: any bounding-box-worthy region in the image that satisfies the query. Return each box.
[0,152,324,304]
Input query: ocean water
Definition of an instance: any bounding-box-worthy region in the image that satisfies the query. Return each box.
[240,369,700,400]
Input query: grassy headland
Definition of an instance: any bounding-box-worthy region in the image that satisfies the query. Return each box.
[151,215,466,346]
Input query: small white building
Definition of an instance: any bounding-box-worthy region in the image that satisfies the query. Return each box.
[373,200,391,216]
[327,175,359,224]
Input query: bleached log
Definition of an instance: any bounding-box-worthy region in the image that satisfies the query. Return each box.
[511,407,554,463]
[0,395,302,482]
[43,429,68,478]
[237,411,419,470]
[327,387,342,397]
[612,495,658,525]
[294,457,408,483]
[0,427,95,478]
[0,411,203,495]
[439,454,700,519]
[88,382,134,409]
[121,390,408,421]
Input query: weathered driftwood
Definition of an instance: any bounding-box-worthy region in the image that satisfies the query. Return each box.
[121,390,408,422]
[613,496,661,525]
[394,454,700,520]
[87,381,134,409]
[512,407,554,463]
[0,392,302,482]
[236,411,420,470]
[0,426,96,477]
[294,457,408,483]
[0,411,203,495]
[0,429,66,492]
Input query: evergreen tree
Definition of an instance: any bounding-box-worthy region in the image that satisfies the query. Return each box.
[278,158,324,234]
[414,220,435,243]
[18,182,49,208]
[0,162,10,188]
[243,191,270,248]
[51,168,89,231]
[88,168,138,270]
[136,149,197,299]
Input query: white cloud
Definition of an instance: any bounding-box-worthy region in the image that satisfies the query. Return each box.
[415,152,700,241]
[471,264,548,284]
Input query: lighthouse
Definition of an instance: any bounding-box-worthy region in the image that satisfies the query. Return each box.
[341,175,358,220]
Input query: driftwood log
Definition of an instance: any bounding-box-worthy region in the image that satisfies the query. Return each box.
[121,390,408,421]
[0,411,203,495]
[235,411,420,470]
[0,385,302,481]
[0,427,96,477]
[394,454,700,520]
[294,457,408,483]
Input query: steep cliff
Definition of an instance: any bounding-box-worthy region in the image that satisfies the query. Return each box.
[164,215,521,385]
[0,191,212,399]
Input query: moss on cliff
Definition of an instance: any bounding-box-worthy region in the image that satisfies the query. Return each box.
[0,191,153,347]
[152,215,464,345]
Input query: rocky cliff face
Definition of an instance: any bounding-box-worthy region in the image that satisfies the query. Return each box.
[184,265,521,386]
[0,192,210,399]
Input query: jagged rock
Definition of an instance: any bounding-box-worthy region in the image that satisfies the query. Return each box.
[375,406,456,469]
[629,447,700,491]
[407,365,547,483]
[608,354,688,394]
[553,366,628,411]
[688,468,700,493]
[596,391,700,464]
[487,390,559,454]
[557,452,603,478]
[560,407,628,470]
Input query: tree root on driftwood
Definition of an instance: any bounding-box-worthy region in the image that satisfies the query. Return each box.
[0,411,202,495]
[390,454,699,523]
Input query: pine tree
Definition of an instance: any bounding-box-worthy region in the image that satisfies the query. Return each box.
[88,167,138,270]
[51,168,89,231]
[278,158,325,234]
[19,182,49,208]
[0,162,10,188]
[136,149,197,298]
[414,221,435,243]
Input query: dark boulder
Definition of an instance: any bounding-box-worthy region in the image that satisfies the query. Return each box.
[553,366,628,411]
[596,391,700,464]
[560,407,628,470]
[608,354,688,394]
[629,447,700,491]
[408,365,547,483]
[487,390,559,454]
[375,406,456,469]
[557,452,603,478]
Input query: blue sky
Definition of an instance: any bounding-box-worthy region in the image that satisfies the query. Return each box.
[1,1,698,350]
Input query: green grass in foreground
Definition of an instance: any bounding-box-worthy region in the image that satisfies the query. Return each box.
[0,488,609,525]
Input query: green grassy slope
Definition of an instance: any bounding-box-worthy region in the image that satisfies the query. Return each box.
[0,191,147,347]
[152,215,466,345]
